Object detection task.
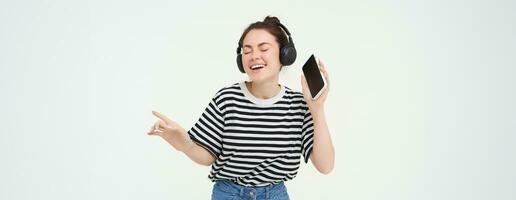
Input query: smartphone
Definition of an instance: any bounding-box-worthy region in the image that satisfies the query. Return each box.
[302,54,327,100]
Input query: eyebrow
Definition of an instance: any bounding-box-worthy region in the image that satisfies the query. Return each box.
[243,42,272,48]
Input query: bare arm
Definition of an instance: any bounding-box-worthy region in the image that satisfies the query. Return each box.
[182,142,216,166]
[301,59,335,174]
[308,107,335,174]
[148,111,215,166]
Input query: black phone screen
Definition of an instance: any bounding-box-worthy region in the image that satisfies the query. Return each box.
[302,54,325,99]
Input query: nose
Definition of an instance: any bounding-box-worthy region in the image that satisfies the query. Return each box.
[250,50,261,61]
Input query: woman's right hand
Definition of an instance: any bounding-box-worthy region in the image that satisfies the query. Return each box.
[147,110,194,152]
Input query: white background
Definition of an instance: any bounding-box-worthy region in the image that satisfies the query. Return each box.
[1,0,515,199]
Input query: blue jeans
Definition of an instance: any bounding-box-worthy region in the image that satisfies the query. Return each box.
[211,179,290,200]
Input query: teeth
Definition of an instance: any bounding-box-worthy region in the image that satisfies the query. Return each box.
[251,64,265,70]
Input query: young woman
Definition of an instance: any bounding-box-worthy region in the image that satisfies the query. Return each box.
[148,16,334,200]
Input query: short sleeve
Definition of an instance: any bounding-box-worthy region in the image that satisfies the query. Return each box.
[188,96,225,158]
[301,107,315,163]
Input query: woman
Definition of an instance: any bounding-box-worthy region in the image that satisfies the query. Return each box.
[148,16,334,200]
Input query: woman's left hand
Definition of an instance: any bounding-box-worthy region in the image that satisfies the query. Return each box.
[301,59,330,113]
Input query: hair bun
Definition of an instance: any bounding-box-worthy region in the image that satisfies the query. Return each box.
[263,16,281,25]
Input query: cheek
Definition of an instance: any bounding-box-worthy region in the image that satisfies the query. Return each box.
[242,54,251,65]
[264,50,280,63]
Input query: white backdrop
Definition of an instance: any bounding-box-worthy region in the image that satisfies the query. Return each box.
[1,0,515,199]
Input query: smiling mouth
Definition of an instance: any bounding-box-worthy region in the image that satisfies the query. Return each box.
[250,64,265,71]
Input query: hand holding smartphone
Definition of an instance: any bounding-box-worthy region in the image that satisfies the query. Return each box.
[302,54,327,100]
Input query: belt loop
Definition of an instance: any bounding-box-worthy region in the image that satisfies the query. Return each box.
[266,183,271,199]
[239,183,244,197]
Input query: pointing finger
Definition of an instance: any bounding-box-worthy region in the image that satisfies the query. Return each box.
[152,110,172,124]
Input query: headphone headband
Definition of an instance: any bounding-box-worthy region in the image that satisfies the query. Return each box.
[237,22,293,53]
[277,23,291,38]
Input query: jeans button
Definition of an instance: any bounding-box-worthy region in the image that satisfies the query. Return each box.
[249,191,254,196]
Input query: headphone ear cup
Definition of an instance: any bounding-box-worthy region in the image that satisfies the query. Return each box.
[280,43,297,66]
[237,54,245,73]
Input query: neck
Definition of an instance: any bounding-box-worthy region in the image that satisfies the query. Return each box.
[245,80,281,99]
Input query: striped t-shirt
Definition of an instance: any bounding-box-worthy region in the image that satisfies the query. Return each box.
[188,81,314,187]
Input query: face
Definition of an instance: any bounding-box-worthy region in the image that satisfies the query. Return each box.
[241,29,282,83]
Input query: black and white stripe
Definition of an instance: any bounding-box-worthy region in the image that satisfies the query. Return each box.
[188,82,314,187]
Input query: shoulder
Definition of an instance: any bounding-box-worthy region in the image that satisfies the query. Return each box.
[283,85,304,99]
[212,82,242,101]
[282,86,307,105]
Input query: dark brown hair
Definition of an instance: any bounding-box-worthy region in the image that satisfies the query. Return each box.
[238,16,289,50]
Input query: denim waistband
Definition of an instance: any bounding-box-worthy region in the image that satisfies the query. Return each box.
[212,179,288,200]
[221,179,284,189]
